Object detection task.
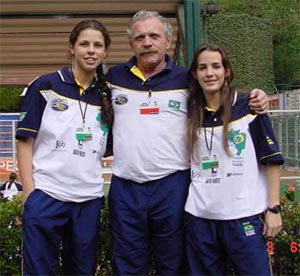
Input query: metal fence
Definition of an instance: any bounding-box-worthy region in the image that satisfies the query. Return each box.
[270,110,300,167]
[269,110,300,191]
[0,114,18,181]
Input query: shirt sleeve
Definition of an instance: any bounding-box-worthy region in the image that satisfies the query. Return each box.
[16,183,23,191]
[249,113,284,165]
[15,78,47,140]
[0,183,7,191]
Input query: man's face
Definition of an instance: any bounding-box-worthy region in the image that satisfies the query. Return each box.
[130,17,171,71]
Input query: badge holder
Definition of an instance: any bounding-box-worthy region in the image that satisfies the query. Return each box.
[140,91,160,115]
[140,102,160,115]
[76,127,92,146]
[202,155,219,170]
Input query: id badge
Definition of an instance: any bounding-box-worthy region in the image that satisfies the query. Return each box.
[202,155,219,170]
[140,101,160,115]
[75,127,92,141]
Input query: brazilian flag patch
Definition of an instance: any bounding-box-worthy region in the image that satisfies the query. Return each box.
[242,221,256,237]
[168,100,181,110]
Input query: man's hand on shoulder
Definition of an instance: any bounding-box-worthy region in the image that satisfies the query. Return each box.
[249,89,269,114]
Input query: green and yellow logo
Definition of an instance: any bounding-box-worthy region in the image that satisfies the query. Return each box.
[168,100,181,110]
[228,129,246,156]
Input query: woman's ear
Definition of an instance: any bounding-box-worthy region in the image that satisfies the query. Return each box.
[69,44,75,55]
[225,69,230,79]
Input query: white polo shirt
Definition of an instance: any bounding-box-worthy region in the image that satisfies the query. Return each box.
[16,67,108,202]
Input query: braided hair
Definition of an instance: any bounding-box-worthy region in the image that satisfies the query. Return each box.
[97,65,113,125]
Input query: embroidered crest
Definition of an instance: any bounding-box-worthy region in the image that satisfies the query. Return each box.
[115,94,128,105]
[51,98,69,111]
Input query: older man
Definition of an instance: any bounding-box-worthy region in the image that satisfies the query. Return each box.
[106,10,268,275]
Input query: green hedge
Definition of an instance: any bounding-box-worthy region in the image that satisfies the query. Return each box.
[206,14,274,93]
[0,88,23,112]
[1,188,299,276]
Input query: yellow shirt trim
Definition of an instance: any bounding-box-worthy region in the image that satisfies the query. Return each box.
[75,79,85,95]
[130,66,146,82]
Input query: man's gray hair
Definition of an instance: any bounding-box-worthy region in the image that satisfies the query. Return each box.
[127,10,173,39]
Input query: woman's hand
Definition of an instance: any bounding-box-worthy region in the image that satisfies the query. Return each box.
[263,212,282,237]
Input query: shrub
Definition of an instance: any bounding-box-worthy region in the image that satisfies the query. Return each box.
[0,195,113,275]
[0,87,23,112]
[268,184,300,275]
[96,201,113,275]
[0,194,23,276]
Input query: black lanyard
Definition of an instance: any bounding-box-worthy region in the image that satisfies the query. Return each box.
[204,126,214,156]
[77,84,88,127]
[72,70,91,128]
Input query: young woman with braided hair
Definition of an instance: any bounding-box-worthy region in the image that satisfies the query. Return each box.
[16,19,112,275]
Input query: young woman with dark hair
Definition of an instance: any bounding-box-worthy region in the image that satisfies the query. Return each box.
[16,19,112,275]
[185,43,284,275]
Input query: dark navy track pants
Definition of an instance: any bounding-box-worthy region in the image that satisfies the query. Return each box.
[186,213,271,275]
[108,170,190,275]
[22,189,104,276]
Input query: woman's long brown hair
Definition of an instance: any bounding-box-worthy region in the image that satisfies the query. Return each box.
[187,44,235,159]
